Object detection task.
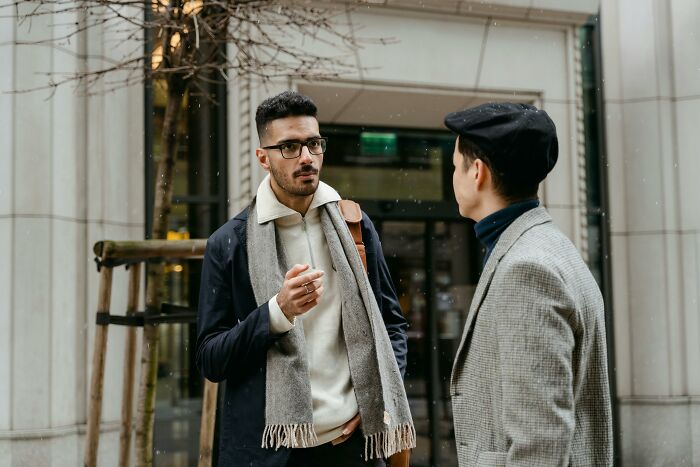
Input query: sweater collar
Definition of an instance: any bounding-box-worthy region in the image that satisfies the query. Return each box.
[255,174,341,225]
[474,198,540,264]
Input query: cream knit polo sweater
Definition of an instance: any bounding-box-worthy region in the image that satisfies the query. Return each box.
[255,175,359,446]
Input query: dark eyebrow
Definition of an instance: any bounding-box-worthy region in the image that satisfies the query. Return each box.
[275,135,322,145]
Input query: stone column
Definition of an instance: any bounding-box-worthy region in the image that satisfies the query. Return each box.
[0,5,144,465]
[602,0,700,464]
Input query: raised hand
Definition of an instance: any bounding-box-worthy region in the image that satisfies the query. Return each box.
[276,264,325,321]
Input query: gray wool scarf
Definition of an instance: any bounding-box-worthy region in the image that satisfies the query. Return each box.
[246,200,415,460]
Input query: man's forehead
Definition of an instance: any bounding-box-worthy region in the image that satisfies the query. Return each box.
[264,115,319,138]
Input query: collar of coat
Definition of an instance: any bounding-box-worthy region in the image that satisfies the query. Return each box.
[483,206,552,269]
[470,206,553,316]
[450,206,555,388]
[255,174,342,225]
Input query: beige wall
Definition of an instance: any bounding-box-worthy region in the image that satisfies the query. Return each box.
[0,0,600,463]
[0,4,144,465]
[229,5,591,257]
[332,0,598,22]
[8,0,700,465]
[602,0,700,464]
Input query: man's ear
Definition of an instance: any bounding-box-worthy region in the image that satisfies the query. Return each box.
[255,147,270,172]
[473,159,490,190]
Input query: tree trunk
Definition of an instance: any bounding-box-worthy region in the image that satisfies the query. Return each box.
[135,76,185,467]
[119,263,142,467]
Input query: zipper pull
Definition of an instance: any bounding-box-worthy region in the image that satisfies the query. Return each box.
[301,216,316,268]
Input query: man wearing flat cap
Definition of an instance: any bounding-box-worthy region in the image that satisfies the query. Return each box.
[445,102,612,466]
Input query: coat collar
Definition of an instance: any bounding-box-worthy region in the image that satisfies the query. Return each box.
[255,174,341,224]
[468,206,552,319]
[450,207,553,392]
[481,206,552,269]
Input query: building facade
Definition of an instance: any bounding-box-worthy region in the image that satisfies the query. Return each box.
[0,0,698,465]
[601,0,700,464]
[0,2,145,464]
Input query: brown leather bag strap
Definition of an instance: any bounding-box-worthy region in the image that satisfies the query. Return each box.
[337,199,367,273]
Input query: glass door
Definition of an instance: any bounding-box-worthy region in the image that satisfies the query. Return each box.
[380,221,430,464]
[145,43,228,467]
[379,219,480,467]
[318,121,483,465]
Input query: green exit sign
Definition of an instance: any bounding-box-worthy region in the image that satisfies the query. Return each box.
[360,132,397,158]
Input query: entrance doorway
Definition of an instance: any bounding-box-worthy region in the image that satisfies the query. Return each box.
[318,121,483,466]
[375,219,480,467]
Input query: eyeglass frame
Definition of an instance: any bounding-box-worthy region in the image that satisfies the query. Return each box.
[261,136,328,159]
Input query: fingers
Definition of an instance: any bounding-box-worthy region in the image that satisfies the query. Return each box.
[295,285,324,306]
[342,414,361,435]
[287,270,325,289]
[332,413,362,445]
[278,265,325,318]
[285,263,310,280]
[297,297,321,314]
[290,280,322,299]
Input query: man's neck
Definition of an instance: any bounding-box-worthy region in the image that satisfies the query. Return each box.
[270,181,314,216]
[471,196,509,223]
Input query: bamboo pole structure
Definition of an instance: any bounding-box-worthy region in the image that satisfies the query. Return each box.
[93,239,207,261]
[135,74,186,467]
[135,313,158,467]
[86,239,216,467]
[197,380,219,467]
[119,263,142,467]
[84,266,114,467]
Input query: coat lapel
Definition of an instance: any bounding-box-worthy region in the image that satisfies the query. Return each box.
[450,251,499,388]
[450,207,553,390]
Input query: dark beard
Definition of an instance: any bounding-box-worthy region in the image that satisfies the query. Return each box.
[269,163,318,197]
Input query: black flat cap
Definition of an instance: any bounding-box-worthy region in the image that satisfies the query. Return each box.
[444,102,558,185]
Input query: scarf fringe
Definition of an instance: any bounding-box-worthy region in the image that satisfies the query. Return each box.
[364,423,417,460]
[261,423,318,450]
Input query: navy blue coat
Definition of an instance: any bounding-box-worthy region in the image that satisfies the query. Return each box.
[196,206,408,467]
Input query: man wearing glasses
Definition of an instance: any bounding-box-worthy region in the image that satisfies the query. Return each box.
[196,91,414,466]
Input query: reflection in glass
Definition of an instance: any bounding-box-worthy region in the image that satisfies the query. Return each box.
[147,73,226,465]
[381,221,430,465]
[381,220,479,467]
[320,125,454,202]
[432,221,478,466]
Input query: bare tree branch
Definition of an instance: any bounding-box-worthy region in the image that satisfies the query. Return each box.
[3,0,395,95]
[2,2,395,466]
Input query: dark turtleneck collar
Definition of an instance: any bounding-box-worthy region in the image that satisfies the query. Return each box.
[475,198,540,266]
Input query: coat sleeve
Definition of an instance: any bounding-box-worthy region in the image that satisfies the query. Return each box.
[495,260,578,466]
[195,233,280,383]
[363,214,409,377]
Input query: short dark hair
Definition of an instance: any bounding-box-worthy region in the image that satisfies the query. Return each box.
[457,136,539,202]
[255,91,318,141]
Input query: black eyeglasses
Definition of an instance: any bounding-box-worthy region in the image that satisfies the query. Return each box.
[262,137,328,159]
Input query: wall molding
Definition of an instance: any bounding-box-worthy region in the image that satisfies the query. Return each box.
[618,396,700,406]
[0,421,120,441]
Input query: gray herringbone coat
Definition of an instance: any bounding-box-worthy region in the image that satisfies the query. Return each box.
[450,207,612,467]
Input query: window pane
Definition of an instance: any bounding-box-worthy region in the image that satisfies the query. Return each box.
[320,125,454,201]
[147,71,227,465]
[433,221,479,466]
[381,221,431,465]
